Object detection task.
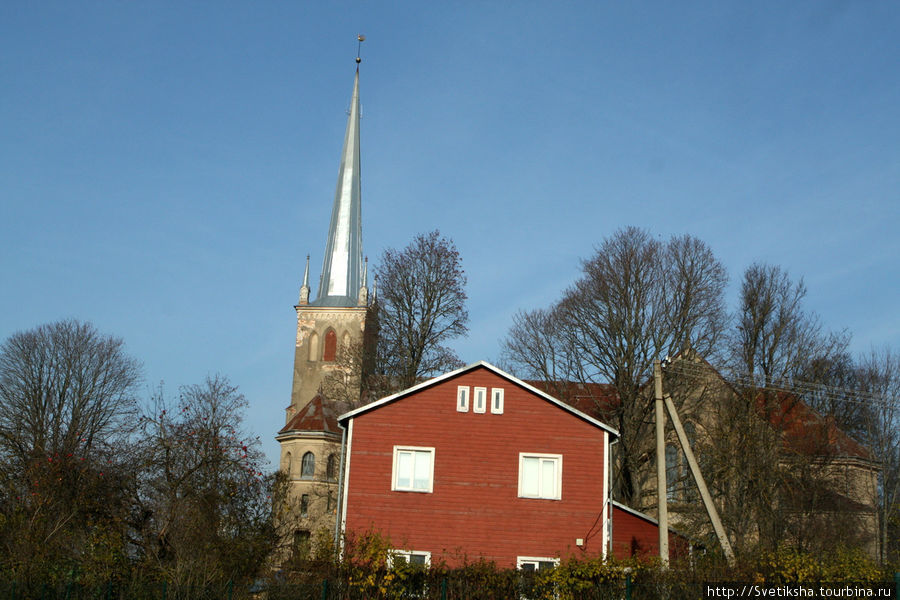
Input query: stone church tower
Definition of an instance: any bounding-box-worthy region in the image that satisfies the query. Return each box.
[276,60,371,554]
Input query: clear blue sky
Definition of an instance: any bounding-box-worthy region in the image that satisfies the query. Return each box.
[2,2,898,469]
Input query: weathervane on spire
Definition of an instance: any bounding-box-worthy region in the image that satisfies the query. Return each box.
[356,34,365,65]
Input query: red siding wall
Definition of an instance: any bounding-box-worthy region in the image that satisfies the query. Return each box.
[611,505,691,560]
[343,366,609,568]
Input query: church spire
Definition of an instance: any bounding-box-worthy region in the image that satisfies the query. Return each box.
[313,58,364,307]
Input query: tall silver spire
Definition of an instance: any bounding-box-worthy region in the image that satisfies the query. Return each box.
[313,65,363,307]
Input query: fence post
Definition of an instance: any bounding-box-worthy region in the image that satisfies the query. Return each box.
[625,572,632,600]
[161,581,167,600]
[441,578,448,600]
[105,581,112,600]
[320,579,329,600]
[894,572,899,599]
[227,579,233,600]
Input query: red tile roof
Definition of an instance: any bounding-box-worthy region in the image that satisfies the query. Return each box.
[755,391,872,460]
[525,380,619,419]
[278,393,341,435]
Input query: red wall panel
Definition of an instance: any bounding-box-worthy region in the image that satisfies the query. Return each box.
[611,505,692,560]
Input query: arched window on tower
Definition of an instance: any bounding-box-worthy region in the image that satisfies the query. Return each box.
[308,332,319,361]
[301,451,315,480]
[323,330,337,362]
[326,453,338,482]
[283,452,293,478]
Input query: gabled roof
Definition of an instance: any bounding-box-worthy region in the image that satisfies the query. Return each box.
[278,393,341,436]
[338,360,619,437]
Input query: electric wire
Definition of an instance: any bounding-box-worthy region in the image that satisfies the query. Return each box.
[662,360,896,410]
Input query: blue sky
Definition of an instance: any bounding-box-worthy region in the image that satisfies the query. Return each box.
[2,2,898,469]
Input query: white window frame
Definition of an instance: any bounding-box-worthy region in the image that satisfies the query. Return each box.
[457,386,470,412]
[391,549,432,567]
[392,446,435,493]
[473,387,487,413]
[517,556,559,571]
[491,387,504,414]
[518,453,562,500]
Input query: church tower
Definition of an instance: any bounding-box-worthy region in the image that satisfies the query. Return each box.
[276,54,371,554]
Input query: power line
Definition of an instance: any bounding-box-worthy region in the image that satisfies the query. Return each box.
[663,360,896,410]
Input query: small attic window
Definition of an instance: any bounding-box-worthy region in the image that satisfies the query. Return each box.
[457,386,469,412]
[491,388,504,414]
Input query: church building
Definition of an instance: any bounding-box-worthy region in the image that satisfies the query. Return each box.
[275,58,372,555]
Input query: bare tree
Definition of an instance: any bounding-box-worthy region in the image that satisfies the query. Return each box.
[792,352,868,440]
[0,319,141,464]
[0,320,142,584]
[503,306,582,402]
[374,230,468,389]
[731,263,849,388]
[136,376,279,588]
[728,264,858,538]
[856,348,900,564]
[503,227,728,505]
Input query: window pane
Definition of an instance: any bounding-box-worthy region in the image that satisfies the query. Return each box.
[410,554,427,565]
[413,451,431,490]
[474,387,486,412]
[326,454,338,481]
[397,451,412,488]
[541,459,556,498]
[522,457,539,496]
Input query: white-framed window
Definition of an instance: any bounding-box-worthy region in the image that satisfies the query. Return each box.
[392,549,431,567]
[457,386,470,412]
[518,453,562,500]
[517,556,559,571]
[392,446,435,493]
[473,387,487,413]
[491,388,504,414]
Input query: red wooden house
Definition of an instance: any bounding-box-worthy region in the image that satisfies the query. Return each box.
[337,361,661,568]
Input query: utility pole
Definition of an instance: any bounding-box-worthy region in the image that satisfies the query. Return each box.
[654,359,669,566]
[663,393,735,564]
